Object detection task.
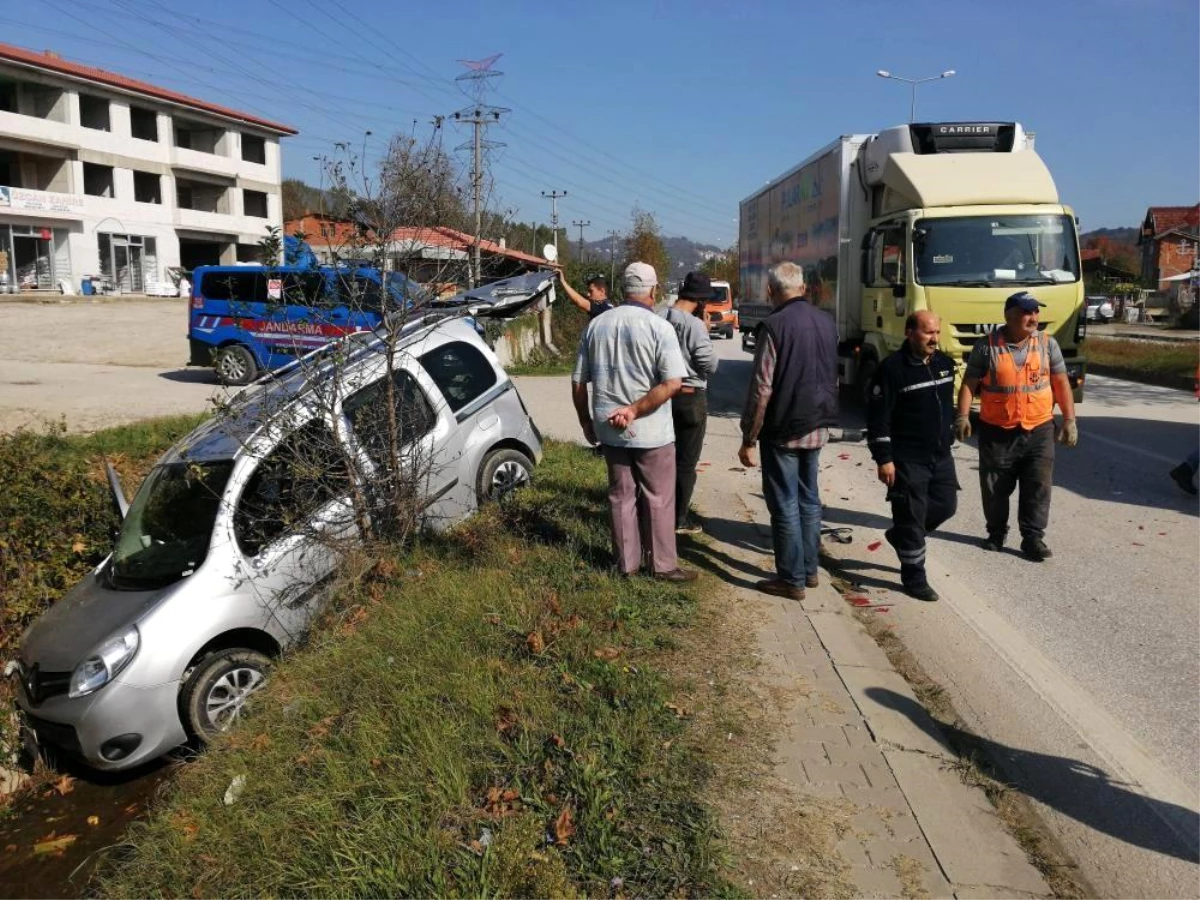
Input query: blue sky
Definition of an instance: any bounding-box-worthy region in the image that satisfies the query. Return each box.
[9,0,1198,247]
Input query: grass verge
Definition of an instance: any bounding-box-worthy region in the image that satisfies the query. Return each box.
[1085,337,1198,391]
[93,441,742,898]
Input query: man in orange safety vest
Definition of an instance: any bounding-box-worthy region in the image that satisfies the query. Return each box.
[954,291,1078,561]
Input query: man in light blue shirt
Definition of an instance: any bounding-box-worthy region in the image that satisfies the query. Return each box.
[572,262,696,582]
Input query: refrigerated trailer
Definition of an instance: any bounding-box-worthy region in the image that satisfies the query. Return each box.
[737,122,1087,400]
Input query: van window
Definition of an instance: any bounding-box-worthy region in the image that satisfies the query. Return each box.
[233,420,350,557]
[282,272,328,307]
[200,271,268,303]
[418,341,498,412]
[343,369,436,467]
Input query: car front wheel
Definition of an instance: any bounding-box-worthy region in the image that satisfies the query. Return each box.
[477,448,533,503]
[181,649,272,740]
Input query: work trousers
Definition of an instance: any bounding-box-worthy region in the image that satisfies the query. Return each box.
[602,443,678,575]
[887,454,959,588]
[760,442,822,587]
[671,390,708,528]
[977,420,1055,542]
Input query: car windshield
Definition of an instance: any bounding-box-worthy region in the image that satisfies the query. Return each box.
[710,286,730,304]
[108,461,233,590]
[914,214,1080,286]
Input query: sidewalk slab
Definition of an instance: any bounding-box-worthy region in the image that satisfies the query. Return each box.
[885,749,1048,895]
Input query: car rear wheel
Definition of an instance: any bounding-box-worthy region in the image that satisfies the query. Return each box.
[214,344,258,386]
[476,448,533,502]
[181,649,272,740]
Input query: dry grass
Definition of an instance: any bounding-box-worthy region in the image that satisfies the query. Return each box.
[1085,337,1198,390]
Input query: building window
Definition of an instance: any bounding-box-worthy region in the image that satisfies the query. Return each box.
[243,189,268,218]
[242,134,266,164]
[176,178,227,214]
[79,94,111,131]
[130,105,159,142]
[83,162,115,198]
[174,118,225,155]
[133,171,161,204]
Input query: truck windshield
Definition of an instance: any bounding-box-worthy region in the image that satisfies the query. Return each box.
[914,215,1080,286]
[107,461,233,591]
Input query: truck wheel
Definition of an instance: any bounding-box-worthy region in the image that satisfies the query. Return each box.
[214,345,258,386]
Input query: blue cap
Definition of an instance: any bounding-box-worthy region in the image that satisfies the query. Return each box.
[1005,291,1046,313]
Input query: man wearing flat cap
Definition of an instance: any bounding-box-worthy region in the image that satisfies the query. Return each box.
[664,272,718,534]
[571,261,697,583]
[955,290,1078,561]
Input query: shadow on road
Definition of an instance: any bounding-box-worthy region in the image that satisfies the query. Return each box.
[157,368,215,384]
[866,686,1200,865]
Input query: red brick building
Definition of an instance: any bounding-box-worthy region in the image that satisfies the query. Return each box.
[1139,204,1199,286]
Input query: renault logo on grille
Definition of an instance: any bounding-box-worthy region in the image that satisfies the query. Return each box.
[19,662,42,704]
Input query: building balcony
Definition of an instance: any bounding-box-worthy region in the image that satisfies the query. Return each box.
[170,146,240,179]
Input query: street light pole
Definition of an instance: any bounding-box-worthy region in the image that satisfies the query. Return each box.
[875,69,956,122]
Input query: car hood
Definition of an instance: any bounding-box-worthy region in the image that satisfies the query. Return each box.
[19,563,169,671]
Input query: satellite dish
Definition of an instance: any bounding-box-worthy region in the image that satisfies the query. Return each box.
[542,243,558,263]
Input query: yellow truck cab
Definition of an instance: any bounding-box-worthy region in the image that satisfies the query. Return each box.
[738,122,1086,401]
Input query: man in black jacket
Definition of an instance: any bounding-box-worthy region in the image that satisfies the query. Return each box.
[867,310,958,602]
[739,262,839,601]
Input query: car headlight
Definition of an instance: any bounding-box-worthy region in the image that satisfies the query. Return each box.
[69,626,140,698]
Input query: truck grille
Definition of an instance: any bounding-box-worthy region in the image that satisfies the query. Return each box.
[951,321,1051,355]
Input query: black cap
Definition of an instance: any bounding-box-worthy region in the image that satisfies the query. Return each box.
[1005,291,1046,313]
[678,271,714,300]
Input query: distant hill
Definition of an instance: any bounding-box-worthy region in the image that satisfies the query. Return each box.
[1080,226,1138,245]
[578,235,726,283]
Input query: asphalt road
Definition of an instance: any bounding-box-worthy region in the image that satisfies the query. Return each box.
[695,338,1200,897]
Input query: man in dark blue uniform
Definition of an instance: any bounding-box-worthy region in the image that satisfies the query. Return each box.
[867,311,959,601]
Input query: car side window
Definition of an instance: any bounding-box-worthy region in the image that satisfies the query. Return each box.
[418,341,497,412]
[233,419,350,558]
[281,272,328,308]
[343,368,436,467]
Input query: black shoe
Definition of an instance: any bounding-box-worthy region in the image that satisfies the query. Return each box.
[1021,537,1053,561]
[903,583,940,602]
[982,534,1004,552]
[1169,464,1198,495]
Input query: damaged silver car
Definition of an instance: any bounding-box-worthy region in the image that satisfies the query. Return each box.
[12,273,552,771]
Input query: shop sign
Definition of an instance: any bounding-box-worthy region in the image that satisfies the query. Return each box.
[0,186,86,216]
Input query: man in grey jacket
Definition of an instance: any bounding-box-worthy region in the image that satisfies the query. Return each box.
[664,271,718,534]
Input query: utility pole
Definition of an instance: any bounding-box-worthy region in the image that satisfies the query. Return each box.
[453,55,508,287]
[541,190,566,259]
[608,229,620,287]
[572,219,590,264]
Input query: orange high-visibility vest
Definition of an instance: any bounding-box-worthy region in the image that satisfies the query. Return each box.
[978,330,1054,429]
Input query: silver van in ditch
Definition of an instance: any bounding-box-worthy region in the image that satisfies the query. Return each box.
[13,276,549,771]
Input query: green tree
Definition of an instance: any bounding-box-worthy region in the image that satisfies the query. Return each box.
[700,243,740,299]
[622,207,670,295]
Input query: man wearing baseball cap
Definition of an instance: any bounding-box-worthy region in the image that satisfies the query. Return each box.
[955,290,1078,561]
[571,261,697,582]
